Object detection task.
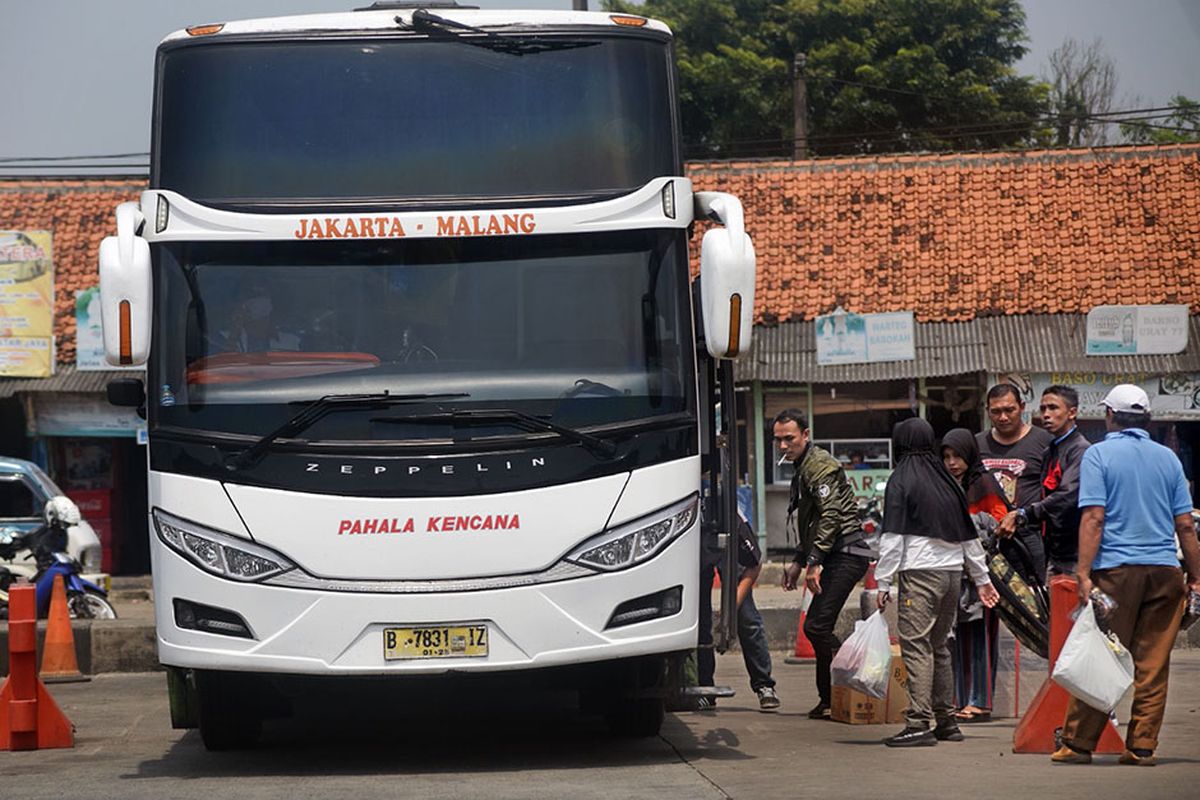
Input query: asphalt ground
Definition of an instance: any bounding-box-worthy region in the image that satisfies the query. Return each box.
[3,651,1199,799]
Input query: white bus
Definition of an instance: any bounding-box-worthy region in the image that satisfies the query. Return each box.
[99,2,754,749]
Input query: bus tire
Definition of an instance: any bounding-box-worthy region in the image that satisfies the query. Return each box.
[196,671,263,751]
[605,697,665,738]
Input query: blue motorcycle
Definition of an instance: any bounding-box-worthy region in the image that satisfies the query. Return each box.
[0,500,116,620]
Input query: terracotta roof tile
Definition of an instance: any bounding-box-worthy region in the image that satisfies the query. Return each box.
[688,144,1200,324]
[7,145,1200,365]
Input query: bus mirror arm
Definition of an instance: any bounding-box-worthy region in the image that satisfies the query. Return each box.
[695,192,756,361]
[98,202,153,367]
[695,192,745,261]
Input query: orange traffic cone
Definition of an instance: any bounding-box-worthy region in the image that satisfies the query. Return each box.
[39,575,88,684]
[1012,575,1122,754]
[0,583,74,750]
[784,586,816,664]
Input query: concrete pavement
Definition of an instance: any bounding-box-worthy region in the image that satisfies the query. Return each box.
[3,651,1199,799]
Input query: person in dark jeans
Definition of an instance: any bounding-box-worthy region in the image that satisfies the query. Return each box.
[775,409,874,719]
[697,511,780,711]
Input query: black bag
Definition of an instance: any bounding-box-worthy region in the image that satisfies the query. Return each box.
[983,534,1050,659]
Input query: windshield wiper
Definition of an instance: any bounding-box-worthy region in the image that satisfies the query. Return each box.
[226,392,469,471]
[371,408,618,459]
[397,10,600,56]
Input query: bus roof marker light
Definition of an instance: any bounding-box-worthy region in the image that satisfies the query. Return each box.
[185,23,225,36]
[609,15,648,27]
[155,196,170,234]
[661,181,675,219]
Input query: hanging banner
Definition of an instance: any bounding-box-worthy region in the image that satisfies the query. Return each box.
[816,310,914,365]
[1085,305,1188,355]
[0,230,54,377]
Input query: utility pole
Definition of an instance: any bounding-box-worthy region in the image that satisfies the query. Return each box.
[793,53,808,160]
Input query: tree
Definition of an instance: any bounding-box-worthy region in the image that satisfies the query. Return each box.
[603,0,1048,157]
[1043,38,1119,147]
[1121,95,1200,144]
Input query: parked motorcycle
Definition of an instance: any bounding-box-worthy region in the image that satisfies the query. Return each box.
[0,497,117,620]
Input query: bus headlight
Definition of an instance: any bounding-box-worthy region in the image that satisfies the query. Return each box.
[153,509,295,582]
[567,494,697,572]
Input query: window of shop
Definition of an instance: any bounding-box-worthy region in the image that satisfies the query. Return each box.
[766,380,912,484]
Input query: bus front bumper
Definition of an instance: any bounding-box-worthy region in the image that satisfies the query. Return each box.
[152,526,699,675]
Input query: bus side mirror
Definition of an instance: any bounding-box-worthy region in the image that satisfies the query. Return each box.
[696,192,756,360]
[106,378,146,408]
[98,202,152,366]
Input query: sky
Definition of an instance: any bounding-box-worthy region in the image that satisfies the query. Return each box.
[2,0,1198,174]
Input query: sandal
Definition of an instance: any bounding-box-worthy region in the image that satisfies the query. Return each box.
[954,708,992,723]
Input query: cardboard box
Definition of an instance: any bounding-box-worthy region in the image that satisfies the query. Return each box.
[831,644,910,724]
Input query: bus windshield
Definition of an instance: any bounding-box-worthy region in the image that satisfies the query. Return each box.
[154,34,677,205]
[150,230,693,444]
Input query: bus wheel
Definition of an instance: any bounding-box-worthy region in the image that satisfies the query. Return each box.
[605,697,665,738]
[196,671,263,751]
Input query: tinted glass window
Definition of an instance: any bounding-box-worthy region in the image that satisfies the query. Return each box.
[150,231,693,444]
[155,36,677,203]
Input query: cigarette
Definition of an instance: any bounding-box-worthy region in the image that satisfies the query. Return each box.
[777,454,789,466]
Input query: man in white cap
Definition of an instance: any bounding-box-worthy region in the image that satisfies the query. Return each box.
[1052,384,1200,766]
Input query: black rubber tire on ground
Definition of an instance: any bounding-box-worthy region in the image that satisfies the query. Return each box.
[67,588,117,620]
[196,671,263,751]
[605,697,665,738]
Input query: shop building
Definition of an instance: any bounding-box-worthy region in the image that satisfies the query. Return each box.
[689,144,1200,554]
[1,178,146,573]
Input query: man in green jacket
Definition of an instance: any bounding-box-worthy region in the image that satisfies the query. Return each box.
[776,409,875,719]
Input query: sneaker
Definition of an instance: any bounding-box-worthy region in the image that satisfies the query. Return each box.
[933,720,965,742]
[694,696,716,711]
[1050,745,1093,764]
[756,687,781,712]
[1119,749,1157,766]
[807,702,831,720]
[883,727,937,747]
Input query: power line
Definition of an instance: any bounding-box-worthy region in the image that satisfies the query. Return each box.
[0,164,149,171]
[0,152,149,165]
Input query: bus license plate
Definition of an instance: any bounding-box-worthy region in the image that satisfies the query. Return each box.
[383,625,488,660]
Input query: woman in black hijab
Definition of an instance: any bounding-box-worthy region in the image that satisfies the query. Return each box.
[942,428,1009,522]
[875,418,999,747]
[942,428,1008,722]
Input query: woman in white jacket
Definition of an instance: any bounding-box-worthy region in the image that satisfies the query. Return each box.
[875,418,999,747]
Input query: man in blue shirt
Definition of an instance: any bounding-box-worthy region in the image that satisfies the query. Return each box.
[1052,385,1200,767]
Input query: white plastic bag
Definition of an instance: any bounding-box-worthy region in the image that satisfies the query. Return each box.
[1052,601,1134,712]
[831,609,893,698]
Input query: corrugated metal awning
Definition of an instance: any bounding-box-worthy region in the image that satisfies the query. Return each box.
[984,314,1200,374]
[741,314,1200,383]
[0,366,142,399]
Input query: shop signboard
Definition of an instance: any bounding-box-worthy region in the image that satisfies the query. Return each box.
[1085,304,1188,355]
[1031,372,1200,420]
[816,310,914,365]
[845,468,890,499]
[28,392,144,437]
[0,230,54,377]
[76,287,141,371]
